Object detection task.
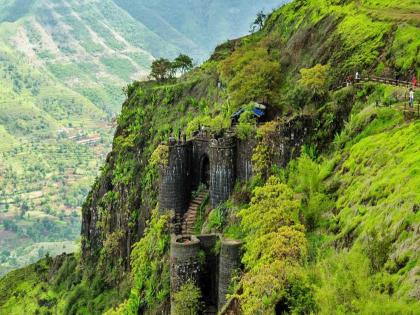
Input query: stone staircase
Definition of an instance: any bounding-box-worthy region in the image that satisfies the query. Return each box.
[181,190,208,235]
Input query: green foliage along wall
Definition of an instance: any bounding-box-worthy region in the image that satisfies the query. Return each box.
[2,0,420,314]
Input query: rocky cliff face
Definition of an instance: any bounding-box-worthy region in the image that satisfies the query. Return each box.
[79,0,417,279]
[80,77,222,277]
[1,1,419,314]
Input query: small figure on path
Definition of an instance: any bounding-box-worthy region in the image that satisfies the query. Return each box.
[346,74,354,86]
[355,71,360,82]
[409,88,414,108]
[346,75,350,87]
[412,75,417,88]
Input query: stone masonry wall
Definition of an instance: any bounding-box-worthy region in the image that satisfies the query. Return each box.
[209,137,236,208]
[170,234,242,314]
[218,239,242,310]
[159,142,192,225]
[170,235,201,312]
[236,138,256,182]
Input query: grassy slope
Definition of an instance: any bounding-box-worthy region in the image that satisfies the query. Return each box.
[0,22,112,275]
[308,100,420,313]
[0,0,419,314]
[0,253,129,314]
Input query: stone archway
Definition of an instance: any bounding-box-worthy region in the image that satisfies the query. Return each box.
[200,154,210,187]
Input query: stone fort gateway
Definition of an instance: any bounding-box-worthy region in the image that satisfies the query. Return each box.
[159,130,249,313]
[158,115,312,314]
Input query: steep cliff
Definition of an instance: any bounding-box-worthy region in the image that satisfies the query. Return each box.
[1,0,419,314]
[80,0,419,275]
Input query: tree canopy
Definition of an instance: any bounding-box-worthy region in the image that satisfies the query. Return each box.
[149,54,194,82]
[149,58,174,82]
[250,11,267,33]
[173,54,194,74]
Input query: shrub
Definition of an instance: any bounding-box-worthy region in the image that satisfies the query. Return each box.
[207,204,227,232]
[298,64,330,105]
[235,108,257,140]
[287,153,321,198]
[304,192,333,231]
[363,229,392,274]
[172,282,203,315]
[127,210,171,313]
[238,261,316,315]
[252,121,278,179]
[149,144,169,168]
[234,177,311,311]
[219,47,282,107]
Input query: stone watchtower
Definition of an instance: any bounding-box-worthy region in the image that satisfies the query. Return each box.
[209,136,236,208]
[159,133,239,219]
[159,138,191,233]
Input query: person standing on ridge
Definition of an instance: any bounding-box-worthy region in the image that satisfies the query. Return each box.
[355,71,360,82]
[412,75,417,88]
[409,88,414,108]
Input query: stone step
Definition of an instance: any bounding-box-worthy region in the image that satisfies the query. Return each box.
[181,191,208,235]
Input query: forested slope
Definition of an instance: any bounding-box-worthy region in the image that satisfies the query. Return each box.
[0,0,419,314]
[0,0,281,276]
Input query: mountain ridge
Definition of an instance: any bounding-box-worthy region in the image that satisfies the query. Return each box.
[0,0,419,314]
[0,0,284,277]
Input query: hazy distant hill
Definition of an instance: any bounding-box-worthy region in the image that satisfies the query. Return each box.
[113,0,282,58]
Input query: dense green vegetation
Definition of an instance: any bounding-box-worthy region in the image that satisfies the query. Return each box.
[0,0,419,314]
[226,101,420,314]
[0,41,112,275]
[0,0,275,275]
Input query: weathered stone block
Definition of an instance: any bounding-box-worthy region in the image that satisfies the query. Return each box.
[218,239,242,310]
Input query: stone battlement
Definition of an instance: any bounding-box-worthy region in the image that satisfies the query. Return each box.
[159,134,243,216]
[170,234,242,313]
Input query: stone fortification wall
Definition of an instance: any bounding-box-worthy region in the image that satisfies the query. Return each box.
[159,141,192,229]
[170,235,201,311]
[209,137,236,207]
[218,239,242,310]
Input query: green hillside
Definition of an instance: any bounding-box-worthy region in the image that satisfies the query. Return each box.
[0,0,419,314]
[0,0,283,276]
